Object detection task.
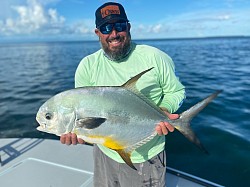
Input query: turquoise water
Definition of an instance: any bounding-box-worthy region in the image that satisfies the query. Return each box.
[0,37,249,186]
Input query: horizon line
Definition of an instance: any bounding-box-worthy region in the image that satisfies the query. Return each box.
[0,35,249,45]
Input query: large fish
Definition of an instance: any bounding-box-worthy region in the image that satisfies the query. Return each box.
[36,68,221,170]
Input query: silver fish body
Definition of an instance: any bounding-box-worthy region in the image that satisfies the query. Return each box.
[38,86,164,146]
[36,68,221,170]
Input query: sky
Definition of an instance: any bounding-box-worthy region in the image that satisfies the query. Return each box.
[0,0,249,42]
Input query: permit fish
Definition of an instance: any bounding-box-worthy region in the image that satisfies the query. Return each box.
[36,68,221,170]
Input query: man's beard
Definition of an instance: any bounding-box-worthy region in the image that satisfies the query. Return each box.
[101,33,131,61]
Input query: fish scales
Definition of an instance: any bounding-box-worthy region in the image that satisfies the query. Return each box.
[36,68,221,170]
[59,86,162,146]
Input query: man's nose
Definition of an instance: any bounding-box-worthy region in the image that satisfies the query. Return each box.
[109,28,118,37]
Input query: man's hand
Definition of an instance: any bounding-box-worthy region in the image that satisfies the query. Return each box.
[60,132,85,145]
[155,109,179,135]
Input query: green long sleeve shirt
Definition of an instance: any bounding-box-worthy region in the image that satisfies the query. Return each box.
[75,42,185,163]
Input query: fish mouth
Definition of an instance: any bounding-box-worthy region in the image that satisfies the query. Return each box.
[37,126,44,131]
[36,123,46,132]
[35,115,41,124]
[36,115,45,131]
[36,120,58,135]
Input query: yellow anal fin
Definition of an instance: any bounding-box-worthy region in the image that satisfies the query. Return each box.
[115,149,137,170]
[83,136,136,169]
[103,137,125,150]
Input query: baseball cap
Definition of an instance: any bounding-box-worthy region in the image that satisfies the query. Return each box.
[95,2,129,28]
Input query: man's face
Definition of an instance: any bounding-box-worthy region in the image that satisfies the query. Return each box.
[95,21,131,61]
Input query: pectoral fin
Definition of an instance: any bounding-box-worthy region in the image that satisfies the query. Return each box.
[115,149,137,170]
[76,117,106,129]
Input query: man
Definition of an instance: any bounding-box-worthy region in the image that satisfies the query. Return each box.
[60,2,185,187]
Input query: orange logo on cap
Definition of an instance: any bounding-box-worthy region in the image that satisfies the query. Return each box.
[101,5,120,18]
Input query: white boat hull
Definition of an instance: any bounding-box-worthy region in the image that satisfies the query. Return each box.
[0,138,223,187]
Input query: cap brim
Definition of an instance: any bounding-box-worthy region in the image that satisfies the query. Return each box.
[97,18,129,28]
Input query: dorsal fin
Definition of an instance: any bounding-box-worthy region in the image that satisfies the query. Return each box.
[121,67,168,118]
[121,68,154,91]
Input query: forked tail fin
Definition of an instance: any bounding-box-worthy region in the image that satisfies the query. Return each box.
[173,90,222,154]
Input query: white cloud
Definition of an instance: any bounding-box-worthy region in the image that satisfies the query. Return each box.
[0,0,65,35]
[0,0,249,41]
[150,24,163,33]
[131,8,250,39]
[0,0,95,41]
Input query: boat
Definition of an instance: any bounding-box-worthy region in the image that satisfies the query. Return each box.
[0,138,224,187]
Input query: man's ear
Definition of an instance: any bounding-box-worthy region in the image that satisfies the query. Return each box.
[127,23,131,31]
[95,28,100,36]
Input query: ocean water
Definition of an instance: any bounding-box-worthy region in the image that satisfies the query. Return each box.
[0,37,249,186]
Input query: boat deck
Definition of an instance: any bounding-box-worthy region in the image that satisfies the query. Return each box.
[0,138,223,187]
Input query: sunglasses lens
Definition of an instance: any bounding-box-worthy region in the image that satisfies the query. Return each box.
[100,22,127,34]
[100,24,113,34]
[114,22,127,32]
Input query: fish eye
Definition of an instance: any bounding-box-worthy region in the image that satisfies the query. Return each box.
[45,113,53,120]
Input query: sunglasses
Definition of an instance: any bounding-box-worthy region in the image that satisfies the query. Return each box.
[99,22,128,34]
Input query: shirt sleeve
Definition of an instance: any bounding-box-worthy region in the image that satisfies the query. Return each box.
[157,53,186,113]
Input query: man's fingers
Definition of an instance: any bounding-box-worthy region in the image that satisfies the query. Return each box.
[160,122,169,135]
[164,111,179,120]
[156,124,163,136]
[165,122,175,132]
[64,133,72,145]
[78,138,85,144]
[156,122,175,135]
[71,133,78,145]
[60,133,85,145]
[60,134,66,144]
